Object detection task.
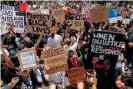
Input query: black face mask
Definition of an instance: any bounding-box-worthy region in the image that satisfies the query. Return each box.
[121,48,126,53]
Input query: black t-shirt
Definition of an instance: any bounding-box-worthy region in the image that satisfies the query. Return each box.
[14,70,41,89]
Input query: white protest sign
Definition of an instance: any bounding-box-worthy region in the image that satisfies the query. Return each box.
[14,16,24,33]
[1,4,15,23]
[130,13,133,20]
[117,16,123,21]
[17,48,37,71]
[106,2,112,8]
[123,19,130,24]
[41,9,49,14]
[109,17,117,23]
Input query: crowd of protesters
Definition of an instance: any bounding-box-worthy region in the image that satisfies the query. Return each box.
[0,1,133,89]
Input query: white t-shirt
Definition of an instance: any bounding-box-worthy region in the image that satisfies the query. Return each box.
[47,34,63,48]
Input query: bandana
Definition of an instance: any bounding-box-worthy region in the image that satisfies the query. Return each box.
[70,56,78,67]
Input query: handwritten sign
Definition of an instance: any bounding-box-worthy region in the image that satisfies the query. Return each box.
[55,8,65,16]
[87,31,125,71]
[14,16,24,33]
[90,6,109,23]
[54,8,65,23]
[1,4,15,23]
[71,20,84,31]
[42,47,68,74]
[17,47,37,71]
[27,13,52,34]
[67,67,85,83]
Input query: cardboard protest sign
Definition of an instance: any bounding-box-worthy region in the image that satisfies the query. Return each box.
[13,16,24,33]
[17,47,37,71]
[42,47,68,74]
[1,4,15,23]
[90,6,109,23]
[27,13,52,34]
[67,67,85,83]
[71,20,84,31]
[55,8,65,16]
[54,15,65,24]
[87,31,125,71]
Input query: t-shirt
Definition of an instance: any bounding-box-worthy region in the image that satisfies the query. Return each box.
[47,34,63,48]
[15,70,41,89]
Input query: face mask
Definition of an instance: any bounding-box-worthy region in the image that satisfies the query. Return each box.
[84,54,87,60]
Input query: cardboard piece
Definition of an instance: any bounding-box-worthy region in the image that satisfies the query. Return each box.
[42,47,68,74]
[17,47,37,71]
[71,20,84,31]
[54,15,65,24]
[1,4,15,23]
[13,16,24,33]
[90,6,109,23]
[27,13,52,34]
[55,8,65,16]
[67,67,85,83]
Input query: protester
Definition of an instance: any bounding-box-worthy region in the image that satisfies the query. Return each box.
[1,1,133,89]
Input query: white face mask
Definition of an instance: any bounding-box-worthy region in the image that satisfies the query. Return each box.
[84,54,87,60]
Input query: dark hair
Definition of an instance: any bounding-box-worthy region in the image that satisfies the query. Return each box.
[51,33,55,38]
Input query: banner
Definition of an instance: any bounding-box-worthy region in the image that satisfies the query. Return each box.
[42,47,68,74]
[87,31,125,71]
[90,6,109,23]
[14,16,24,33]
[27,13,52,34]
[67,67,85,84]
[17,47,37,71]
[71,20,84,31]
[1,4,15,23]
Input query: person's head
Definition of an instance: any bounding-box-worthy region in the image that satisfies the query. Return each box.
[21,70,29,78]
[68,50,75,59]
[51,33,55,39]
